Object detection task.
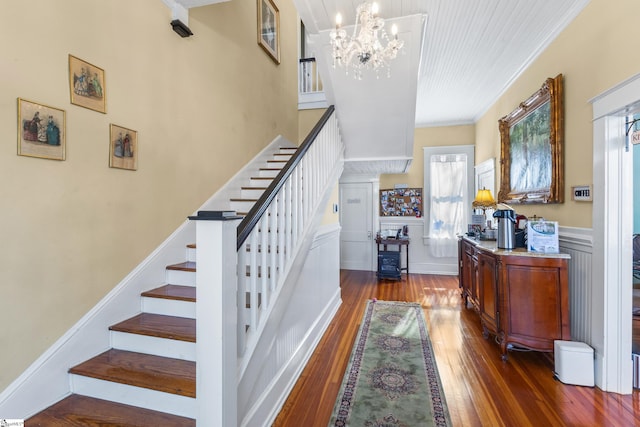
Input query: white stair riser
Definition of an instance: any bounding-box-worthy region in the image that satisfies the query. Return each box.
[267,162,287,169]
[70,374,196,418]
[142,297,195,318]
[110,331,196,361]
[186,246,196,262]
[258,169,280,178]
[250,177,273,186]
[273,154,292,161]
[230,200,256,212]
[241,188,266,199]
[166,270,196,286]
[278,148,296,154]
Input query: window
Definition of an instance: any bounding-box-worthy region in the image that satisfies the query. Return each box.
[423,145,474,257]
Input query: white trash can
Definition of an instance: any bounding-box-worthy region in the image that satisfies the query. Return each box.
[554,340,594,387]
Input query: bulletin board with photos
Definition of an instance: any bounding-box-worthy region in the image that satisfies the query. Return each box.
[380,188,423,217]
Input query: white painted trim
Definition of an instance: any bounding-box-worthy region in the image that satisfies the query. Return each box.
[589,72,640,120]
[590,75,640,394]
[311,222,342,248]
[196,218,240,427]
[558,226,593,248]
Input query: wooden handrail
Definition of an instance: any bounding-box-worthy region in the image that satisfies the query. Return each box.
[237,105,335,249]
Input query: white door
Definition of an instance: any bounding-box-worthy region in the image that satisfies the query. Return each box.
[340,182,374,271]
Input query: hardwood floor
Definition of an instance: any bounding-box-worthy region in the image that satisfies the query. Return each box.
[274,270,640,426]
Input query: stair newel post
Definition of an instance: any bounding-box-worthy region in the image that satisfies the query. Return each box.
[189,211,242,427]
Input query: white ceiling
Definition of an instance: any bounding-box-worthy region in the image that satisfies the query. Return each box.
[298,0,591,127]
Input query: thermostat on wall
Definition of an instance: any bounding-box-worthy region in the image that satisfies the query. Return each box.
[571,185,592,202]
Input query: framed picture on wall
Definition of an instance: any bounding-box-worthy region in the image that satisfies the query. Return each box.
[69,54,106,113]
[498,74,564,204]
[257,0,280,64]
[109,124,138,171]
[17,98,66,161]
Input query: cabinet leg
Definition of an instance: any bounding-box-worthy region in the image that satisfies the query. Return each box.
[500,337,508,361]
[482,324,489,339]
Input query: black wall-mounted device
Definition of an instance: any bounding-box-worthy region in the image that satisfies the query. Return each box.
[171,19,193,38]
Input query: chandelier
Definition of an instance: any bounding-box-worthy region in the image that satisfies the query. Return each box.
[329,2,404,79]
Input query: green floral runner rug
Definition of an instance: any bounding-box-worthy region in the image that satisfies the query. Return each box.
[328,300,451,426]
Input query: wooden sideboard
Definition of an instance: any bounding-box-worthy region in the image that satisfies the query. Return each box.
[458,236,571,361]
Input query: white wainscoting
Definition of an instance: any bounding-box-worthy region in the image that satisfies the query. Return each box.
[558,226,593,344]
[238,223,342,427]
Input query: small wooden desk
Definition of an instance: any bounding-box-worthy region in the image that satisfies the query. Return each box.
[376,237,410,279]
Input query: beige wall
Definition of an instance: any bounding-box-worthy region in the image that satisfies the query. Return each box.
[475,0,640,227]
[298,108,327,144]
[380,125,476,189]
[0,0,298,390]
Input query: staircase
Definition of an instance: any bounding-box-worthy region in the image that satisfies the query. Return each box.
[2,107,342,426]
[26,147,296,426]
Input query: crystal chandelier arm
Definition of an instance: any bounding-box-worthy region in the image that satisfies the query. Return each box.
[330,2,404,78]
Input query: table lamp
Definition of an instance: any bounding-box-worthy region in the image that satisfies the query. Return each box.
[472,188,497,228]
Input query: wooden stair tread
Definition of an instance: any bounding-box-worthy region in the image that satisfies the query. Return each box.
[241,186,268,190]
[142,285,196,302]
[230,198,258,202]
[110,313,195,342]
[166,261,196,272]
[186,243,195,249]
[26,394,195,426]
[69,349,195,397]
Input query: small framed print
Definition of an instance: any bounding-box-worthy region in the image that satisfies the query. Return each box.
[17,98,65,161]
[257,0,280,64]
[69,54,106,113]
[109,124,138,171]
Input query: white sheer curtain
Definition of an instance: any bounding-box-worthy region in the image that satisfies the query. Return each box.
[428,152,469,257]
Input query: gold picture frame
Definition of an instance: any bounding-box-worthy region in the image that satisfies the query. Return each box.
[69,54,106,113]
[498,74,564,204]
[17,98,66,161]
[257,0,280,64]
[109,124,138,171]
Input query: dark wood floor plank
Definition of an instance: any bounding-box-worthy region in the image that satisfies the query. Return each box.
[110,313,195,342]
[26,394,194,427]
[273,270,640,427]
[69,349,195,397]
